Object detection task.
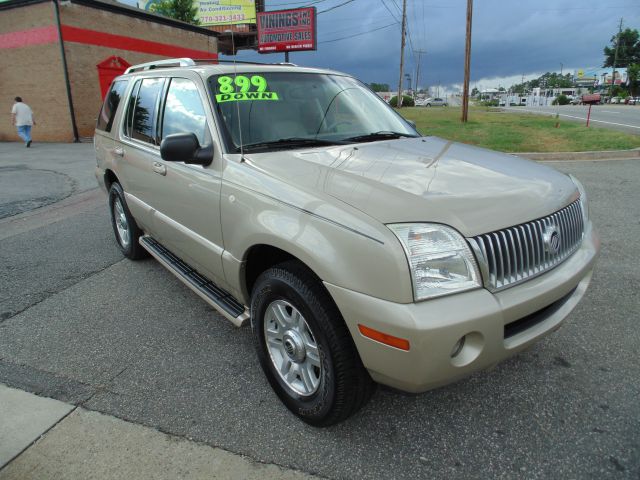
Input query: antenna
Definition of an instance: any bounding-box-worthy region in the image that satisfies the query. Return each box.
[225,29,244,160]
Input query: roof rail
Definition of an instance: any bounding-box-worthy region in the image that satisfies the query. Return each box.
[124,58,196,74]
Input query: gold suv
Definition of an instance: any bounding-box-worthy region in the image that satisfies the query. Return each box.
[95,58,599,426]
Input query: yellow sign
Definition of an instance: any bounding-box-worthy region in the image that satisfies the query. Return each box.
[137,0,256,26]
[198,0,256,26]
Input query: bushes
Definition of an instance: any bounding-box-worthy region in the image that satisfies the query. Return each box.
[552,94,570,106]
[389,95,415,107]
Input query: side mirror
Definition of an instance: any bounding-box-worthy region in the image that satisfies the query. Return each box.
[160,133,213,166]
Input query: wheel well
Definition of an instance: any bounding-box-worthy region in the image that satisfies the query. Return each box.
[104,169,119,190]
[244,245,314,296]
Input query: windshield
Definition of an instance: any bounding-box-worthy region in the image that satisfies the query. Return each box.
[208,72,418,152]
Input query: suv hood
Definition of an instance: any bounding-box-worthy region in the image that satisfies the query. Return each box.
[244,136,578,236]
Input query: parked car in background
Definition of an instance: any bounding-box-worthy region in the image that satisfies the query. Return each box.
[610,97,622,104]
[422,97,448,107]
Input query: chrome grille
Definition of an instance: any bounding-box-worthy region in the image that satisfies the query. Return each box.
[472,200,584,291]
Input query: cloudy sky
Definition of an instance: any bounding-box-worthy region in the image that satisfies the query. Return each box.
[225,0,639,92]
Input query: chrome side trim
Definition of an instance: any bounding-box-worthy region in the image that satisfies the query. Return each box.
[125,192,153,215]
[154,209,224,256]
[125,193,224,256]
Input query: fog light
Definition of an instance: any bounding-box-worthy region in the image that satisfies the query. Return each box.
[450,336,466,358]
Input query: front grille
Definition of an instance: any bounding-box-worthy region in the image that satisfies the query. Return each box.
[472,200,584,291]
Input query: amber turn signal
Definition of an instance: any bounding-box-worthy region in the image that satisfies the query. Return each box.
[358,324,410,351]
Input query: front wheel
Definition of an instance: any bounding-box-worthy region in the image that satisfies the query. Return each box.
[251,261,375,426]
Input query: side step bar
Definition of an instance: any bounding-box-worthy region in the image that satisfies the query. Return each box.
[140,236,249,327]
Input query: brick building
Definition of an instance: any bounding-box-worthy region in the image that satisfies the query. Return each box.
[0,0,219,142]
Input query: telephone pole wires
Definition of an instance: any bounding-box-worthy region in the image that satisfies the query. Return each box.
[461,0,473,122]
[396,0,407,108]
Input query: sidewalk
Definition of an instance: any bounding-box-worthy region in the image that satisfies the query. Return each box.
[0,384,315,479]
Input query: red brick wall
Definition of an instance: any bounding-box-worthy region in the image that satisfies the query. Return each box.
[61,3,217,139]
[0,3,73,142]
[0,1,218,142]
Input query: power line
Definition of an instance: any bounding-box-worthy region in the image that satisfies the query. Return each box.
[379,0,400,22]
[318,21,398,43]
[318,0,356,14]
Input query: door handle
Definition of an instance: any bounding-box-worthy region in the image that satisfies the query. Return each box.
[113,146,124,157]
[152,161,167,176]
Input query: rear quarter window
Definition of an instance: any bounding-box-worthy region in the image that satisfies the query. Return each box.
[96,80,128,133]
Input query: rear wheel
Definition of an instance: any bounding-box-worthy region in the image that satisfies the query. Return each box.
[108,182,147,260]
[250,261,375,426]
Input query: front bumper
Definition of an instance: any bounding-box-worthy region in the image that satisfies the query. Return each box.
[325,223,600,393]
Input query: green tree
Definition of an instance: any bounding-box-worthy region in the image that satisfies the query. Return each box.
[471,87,479,97]
[369,83,391,92]
[150,0,200,25]
[603,28,640,67]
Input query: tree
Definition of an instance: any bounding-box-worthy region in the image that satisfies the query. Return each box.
[471,87,479,97]
[150,0,200,25]
[369,83,390,92]
[628,63,640,96]
[603,28,640,67]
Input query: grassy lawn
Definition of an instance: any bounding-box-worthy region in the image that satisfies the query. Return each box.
[397,107,640,153]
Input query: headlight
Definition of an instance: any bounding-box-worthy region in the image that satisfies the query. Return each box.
[570,175,589,225]
[389,223,482,301]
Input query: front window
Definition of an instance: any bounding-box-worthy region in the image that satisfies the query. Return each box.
[208,72,418,152]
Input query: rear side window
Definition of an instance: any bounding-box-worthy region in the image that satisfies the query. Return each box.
[126,77,164,145]
[96,80,128,132]
[161,78,208,146]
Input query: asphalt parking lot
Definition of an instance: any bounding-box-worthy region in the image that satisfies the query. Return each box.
[0,142,639,479]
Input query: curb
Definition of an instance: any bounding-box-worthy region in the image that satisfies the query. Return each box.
[514,148,640,161]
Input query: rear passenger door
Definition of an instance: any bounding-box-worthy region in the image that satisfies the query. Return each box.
[117,76,165,232]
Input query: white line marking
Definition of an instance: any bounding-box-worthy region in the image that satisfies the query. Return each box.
[599,110,619,114]
[519,109,640,130]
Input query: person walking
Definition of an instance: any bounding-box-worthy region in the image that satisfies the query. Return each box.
[11,96,36,148]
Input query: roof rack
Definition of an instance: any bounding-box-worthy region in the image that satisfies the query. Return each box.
[124,58,300,74]
[124,58,196,74]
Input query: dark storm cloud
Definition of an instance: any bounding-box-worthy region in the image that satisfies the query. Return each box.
[233,0,639,89]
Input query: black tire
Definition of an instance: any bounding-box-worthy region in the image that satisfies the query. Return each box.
[108,182,147,260]
[250,261,375,427]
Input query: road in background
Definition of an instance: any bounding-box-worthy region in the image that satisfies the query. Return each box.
[503,105,640,135]
[1,143,639,479]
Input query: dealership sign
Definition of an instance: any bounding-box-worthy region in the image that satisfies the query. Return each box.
[257,7,317,53]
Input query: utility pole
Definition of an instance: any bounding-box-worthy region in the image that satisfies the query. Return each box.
[461,0,473,122]
[415,49,426,95]
[610,17,623,100]
[396,0,407,108]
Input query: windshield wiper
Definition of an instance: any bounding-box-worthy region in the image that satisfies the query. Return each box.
[239,137,347,152]
[344,131,419,143]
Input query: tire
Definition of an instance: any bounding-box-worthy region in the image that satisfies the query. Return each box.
[250,261,375,427]
[426,103,431,107]
[108,182,147,260]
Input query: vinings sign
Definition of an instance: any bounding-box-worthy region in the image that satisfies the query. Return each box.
[257,7,317,53]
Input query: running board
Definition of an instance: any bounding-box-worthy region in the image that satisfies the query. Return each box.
[139,236,249,327]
